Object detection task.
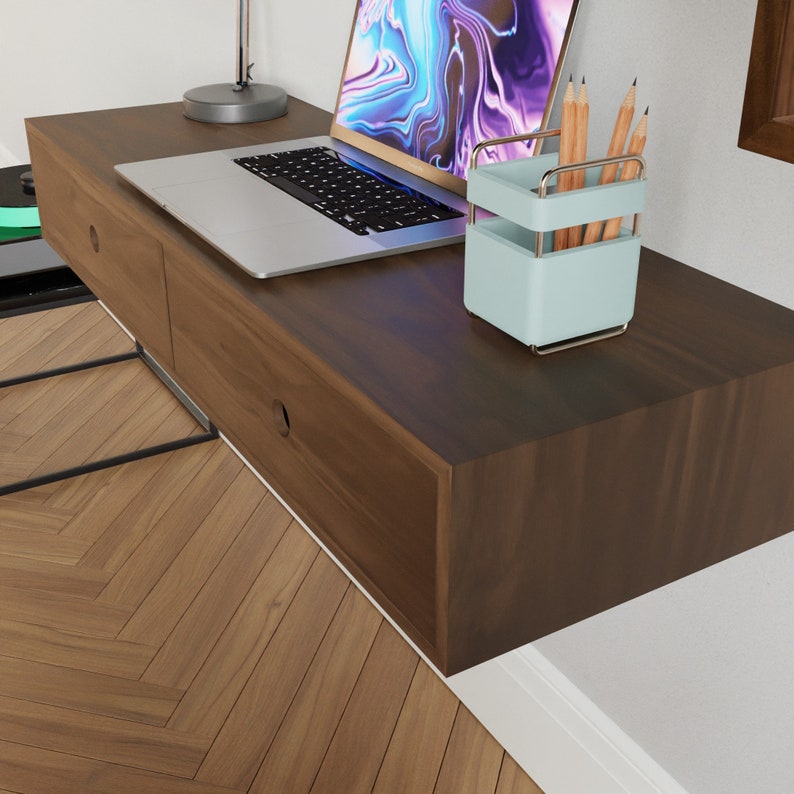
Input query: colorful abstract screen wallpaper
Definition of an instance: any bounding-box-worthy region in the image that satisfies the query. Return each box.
[336,0,577,180]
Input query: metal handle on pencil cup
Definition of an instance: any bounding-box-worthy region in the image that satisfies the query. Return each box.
[467,128,561,224]
[534,153,647,258]
[468,132,646,257]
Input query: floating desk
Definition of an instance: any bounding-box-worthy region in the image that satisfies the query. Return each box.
[26,100,794,675]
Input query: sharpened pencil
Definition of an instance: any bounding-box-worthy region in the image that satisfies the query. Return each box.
[582,80,636,246]
[601,106,648,241]
[572,77,589,188]
[567,76,589,247]
[554,76,576,251]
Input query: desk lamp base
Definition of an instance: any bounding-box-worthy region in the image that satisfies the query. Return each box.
[183,82,288,124]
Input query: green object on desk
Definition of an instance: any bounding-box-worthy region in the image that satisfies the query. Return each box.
[0,205,40,229]
[1,163,41,239]
[1,163,40,233]
[0,224,42,242]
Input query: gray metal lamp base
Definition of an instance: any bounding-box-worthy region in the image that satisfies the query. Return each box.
[182,82,288,124]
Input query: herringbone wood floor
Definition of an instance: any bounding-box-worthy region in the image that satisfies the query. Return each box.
[0,301,543,794]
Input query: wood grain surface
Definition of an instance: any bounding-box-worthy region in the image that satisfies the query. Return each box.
[0,303,544,792]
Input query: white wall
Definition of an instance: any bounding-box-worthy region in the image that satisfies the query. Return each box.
[562,0,793,311]
[1,1,232,164]
[3,2,794,791]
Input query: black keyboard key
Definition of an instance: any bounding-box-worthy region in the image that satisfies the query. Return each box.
[266,175,322,206]
[355,214,399,232]
[234,148,463,236]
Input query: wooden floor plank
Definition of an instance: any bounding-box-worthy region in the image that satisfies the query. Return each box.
[0,306,56,355]
[94,442,242,607]
[0,656,182,726]
[248,586,383,794]
[52,306,135,364]
[0,303,116,381]
[168,523,325,736]
[1,365,110,444]
[0,341,179,491]
[0,480,60,506]
[0,553,110,599]
[372,662,461,794]
[12,361,141,470]
[0,618,155,679]
[44,466,123,514]
[57,365,204,471]
[46,459,145,517]
[195,555,350,783]
[0,526,90,565]
[0,740,240,794]
[433,705,505,794]
[70,377,203,466]
[309,620,419,794]
[27,364,164,478]
[142,400,208,446]
[141,494,294,689]
[77,440,218,572]
[0,325,145,477]
[0,429,26,452]
[0,453,39,485]
[117,465,266,645]
[0,499,74,533]
[0,696,210,778]
[0,582,131,638]
[58,448,187,540]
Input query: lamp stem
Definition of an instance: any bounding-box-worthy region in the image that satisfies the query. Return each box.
[236,0,250,88]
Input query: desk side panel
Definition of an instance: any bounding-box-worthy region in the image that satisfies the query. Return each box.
[27,128,174,367]
[444,362,794,674]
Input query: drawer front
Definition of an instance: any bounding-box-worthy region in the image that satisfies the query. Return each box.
[165,248,440,649]
[29,140,174,367]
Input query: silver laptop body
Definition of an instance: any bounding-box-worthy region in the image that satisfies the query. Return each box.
[115,0,578,279]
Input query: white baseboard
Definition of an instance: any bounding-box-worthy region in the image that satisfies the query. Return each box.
[447,645,688,794]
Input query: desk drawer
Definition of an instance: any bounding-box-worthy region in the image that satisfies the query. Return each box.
[165,248,440,650]
[28,140,173,367]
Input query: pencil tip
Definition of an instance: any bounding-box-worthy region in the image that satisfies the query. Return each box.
[632,77,637,86]
[644,105,649,114]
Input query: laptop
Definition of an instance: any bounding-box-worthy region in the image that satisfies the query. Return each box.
[116,0,579,278]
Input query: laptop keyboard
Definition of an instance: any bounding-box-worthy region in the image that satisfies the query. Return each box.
[234,147,463,236]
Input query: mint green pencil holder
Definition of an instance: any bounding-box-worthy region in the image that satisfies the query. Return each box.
[464,130,647,355]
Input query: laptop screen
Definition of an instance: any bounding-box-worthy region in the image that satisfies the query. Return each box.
[330,0,579,196]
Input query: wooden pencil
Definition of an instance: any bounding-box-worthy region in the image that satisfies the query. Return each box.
[601,107,648,241]
[567,76,589,247]
[581,80,636,246]
[572,77,590,188]
[553,76,576,251]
